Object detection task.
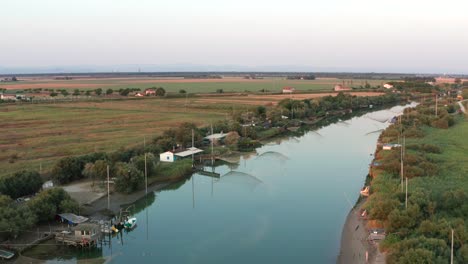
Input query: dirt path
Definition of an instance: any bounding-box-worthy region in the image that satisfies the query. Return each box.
[458,100,467,114]
[337,200,385,264]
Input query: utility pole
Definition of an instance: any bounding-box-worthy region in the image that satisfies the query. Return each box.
[401,140,404,192]
[451,229,454,264]
[144,153,148,195]
[211,124,214,167]
[107,165,110,210]
[405,177,408,210]
[191,129,194,164]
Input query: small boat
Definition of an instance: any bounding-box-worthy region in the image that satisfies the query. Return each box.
[124,217,137,229]
[360,186,370,197]
[111,225,119,233]
[0,248,15,260]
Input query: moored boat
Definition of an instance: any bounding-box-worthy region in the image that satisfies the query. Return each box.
[124,217,137,229]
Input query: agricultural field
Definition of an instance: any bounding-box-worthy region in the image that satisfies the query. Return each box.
[0,98,229,178]
[1,77,392,94]
[0,92,385,178]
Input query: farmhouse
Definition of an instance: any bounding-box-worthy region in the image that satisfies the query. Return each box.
[383,83,394,89]
[135,92,144,97]
[145,89,156,96]
[159,147,204,162]
[0,93,17,101]
[160,151,176,162]
[334,84,352,91]
[282,87,295,93]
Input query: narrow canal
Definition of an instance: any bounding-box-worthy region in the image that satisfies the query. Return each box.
[28,103,415,263]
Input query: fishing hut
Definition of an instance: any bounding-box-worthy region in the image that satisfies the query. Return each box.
[55,223,101,247]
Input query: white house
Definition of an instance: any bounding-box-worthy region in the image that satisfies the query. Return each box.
[0,93,17,101]
[282,87,295,93]
[160,151,176,162]
[383,83,394,89]
[382,143,401,150]
[334,84,352,91]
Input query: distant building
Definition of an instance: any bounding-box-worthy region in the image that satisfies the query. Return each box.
[145,89,156,96]
[160,151,176,162]
[159,147,204,162]
[435,77,457,84]
[204,132,227,145]
[382,143,401,150]
[135,92,144,97]
[383,83,394,89]
[282,87,295,93]
[0,93,17,101]
[42,180,54,190]
[334,84,352,91]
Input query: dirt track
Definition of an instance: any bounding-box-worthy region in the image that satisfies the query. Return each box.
[192,92,385,106]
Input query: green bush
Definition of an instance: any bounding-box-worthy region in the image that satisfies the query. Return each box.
[0,170,43,199]
[28,188,78,222]
[114,162,144,193]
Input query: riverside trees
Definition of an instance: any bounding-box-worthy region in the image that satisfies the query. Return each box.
[365,102,468,263]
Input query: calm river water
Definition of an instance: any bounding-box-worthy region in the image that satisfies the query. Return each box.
[29,104,415,263]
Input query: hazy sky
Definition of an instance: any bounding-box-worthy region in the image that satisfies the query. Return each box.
[1,0,468,73]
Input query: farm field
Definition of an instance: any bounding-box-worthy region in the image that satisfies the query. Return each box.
[1,77,393,93]
[0,91,385,178]
[0,98,229,178]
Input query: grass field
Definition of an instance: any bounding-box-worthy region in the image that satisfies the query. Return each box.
[0,98,232,178]
[0,86,385,178]
[1,77,392,93]
[408,118,468,196]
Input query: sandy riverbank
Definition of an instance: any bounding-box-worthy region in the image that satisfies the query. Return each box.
[336,200,385,264]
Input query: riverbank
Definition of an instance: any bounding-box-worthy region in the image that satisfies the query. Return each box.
[337,200,385,264]
[338,100,468,263]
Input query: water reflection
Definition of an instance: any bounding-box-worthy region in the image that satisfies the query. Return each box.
[29,102,418,264]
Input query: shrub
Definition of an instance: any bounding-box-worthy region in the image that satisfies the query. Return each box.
[114,162,144,193]
[28,188,78,222]
[0,170,43,199]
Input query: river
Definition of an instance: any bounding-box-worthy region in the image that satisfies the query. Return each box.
[25,103,416,263]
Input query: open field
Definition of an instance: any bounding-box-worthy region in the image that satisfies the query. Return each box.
[409,118,468,195]
[1,77,393,93]
[0,98,229,178]
[0,92,385,178]
[190,92,385,106]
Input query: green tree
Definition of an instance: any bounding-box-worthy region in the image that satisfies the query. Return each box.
[179,89,186,94]
[175,122,202,148]
[0,170,43,199]
[114,162,144,193]
[51,157,83,184]
[156,87,166,96]
[0,195,37,238]
[131,153,157,176]
[28,188,78,222]
[72,89,80,96]
[106,88,114,95]
[256,106,267,119]
[61,90,69,97]
[95,88,103,96]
